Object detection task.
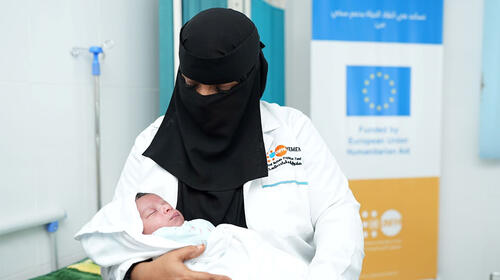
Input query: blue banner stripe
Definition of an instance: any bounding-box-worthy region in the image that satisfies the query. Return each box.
[312,0,443,44]
[262,180,309,188]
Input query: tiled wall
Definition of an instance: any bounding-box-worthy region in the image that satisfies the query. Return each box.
[0,0,159,278]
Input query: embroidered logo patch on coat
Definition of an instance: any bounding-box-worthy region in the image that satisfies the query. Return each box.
[267,145,302,171]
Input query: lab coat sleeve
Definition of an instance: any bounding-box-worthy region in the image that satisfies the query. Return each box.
[291,110,365,280]
[112,117,163,200]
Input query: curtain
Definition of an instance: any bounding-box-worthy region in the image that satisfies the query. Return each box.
[480,0,500,158]
[252,0,285,105]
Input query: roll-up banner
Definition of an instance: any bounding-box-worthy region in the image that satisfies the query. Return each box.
[311,1,443,279]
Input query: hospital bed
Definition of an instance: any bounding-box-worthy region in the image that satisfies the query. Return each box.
[0,208,101,279]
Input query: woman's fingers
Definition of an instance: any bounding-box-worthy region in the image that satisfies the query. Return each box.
[173,244,206,261]
[170,245,231,280]
[188,270,232,280]
[138,245,231,280]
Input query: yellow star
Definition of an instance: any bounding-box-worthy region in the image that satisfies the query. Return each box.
[362,88,367,94]
[377,105,382,111]
[370,103,375,109]
[384,74,389,80]
[377,72,382,77]
[370,74,375,79]
[364,80,370,86]
[364,97,370,103]
[389,97,394,102]
[391,88,397,94]
[384,103,389,109]
[389,80,394,86]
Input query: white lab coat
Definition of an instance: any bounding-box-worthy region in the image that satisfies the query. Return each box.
[76,101,364,280]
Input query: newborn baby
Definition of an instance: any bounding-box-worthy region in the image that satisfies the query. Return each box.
[135,193,214,246]
[131,193,307,280]
[78,191,308,280]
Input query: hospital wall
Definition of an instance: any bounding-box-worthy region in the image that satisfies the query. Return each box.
[0,0,159,279]
[0,1,498,280]
[286,0,500,279]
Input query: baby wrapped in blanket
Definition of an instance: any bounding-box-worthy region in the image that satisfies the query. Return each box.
[76,192,307,280]
[135,193,214,243]
[134,192,307,279]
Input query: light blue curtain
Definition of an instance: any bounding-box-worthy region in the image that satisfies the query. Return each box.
[182,0,227,24]
[479,0,500,158]
[252,0,285,105]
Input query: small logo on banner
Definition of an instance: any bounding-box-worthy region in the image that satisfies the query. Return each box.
[362,210,380,238]
[380,209,403,237]
[346,66,411,116]
[362,209,402,238]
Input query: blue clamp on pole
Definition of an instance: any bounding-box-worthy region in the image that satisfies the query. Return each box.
[46,221,59,233]
[89,46,103,76]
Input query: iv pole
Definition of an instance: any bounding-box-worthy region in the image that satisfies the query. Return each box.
[89,46,103,210]
[71,40,114,211]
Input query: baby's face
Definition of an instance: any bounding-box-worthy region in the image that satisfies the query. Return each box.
[136,194,185,234]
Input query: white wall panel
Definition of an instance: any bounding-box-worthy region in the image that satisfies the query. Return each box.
[100,0,159,88]
[439,0,500,279]
[0,0,30,83]
[27,0,101,84]
[100,87,159,204]
[0,0,159,278]
[0,228,51,280]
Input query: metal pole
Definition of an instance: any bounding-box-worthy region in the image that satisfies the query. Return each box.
[72,45,108,211]
[49,232,59,270]
[94,75,102,210]
[89,46,103,211]
[46,221,61,271]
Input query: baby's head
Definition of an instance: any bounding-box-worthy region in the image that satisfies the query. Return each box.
[135,193,185,234]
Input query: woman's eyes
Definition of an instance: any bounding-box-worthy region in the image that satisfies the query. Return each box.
[185,80,196,86]
[185,81,197,88]
[184,81,234,92]
[216,85,232,91]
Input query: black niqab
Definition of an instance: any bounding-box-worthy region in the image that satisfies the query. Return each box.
[142,8,268,227]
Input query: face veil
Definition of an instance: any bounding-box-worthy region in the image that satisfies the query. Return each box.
[142,8,269,227]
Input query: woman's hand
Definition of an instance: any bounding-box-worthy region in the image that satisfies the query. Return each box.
[130,244,231,280]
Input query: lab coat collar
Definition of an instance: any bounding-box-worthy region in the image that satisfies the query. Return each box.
[260,102,280,133]
[260,102,280,153]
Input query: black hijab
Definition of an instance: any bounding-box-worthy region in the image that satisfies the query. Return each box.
[142,8,268,227]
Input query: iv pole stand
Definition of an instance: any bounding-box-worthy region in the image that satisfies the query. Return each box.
[71,40,114,211]
[89,46,103,210]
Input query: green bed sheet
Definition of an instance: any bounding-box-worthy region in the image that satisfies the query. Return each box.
[31,259,101,280]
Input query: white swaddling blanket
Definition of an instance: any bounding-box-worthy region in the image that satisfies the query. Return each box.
[75,193,308,280]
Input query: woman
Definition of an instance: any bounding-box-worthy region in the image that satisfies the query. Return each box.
[80,8,364,280]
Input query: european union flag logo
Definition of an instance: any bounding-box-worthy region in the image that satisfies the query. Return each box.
[346,66,411,116]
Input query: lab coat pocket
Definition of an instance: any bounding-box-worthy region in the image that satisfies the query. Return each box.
[250,163,312,239]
